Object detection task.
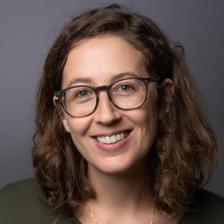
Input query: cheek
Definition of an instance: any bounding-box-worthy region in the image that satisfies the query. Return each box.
[67,121,90,158]
[63,116,92,143]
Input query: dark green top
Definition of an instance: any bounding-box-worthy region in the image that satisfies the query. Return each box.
[0,178,224,224]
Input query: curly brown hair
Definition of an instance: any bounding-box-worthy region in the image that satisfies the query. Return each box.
[32,4,218,217]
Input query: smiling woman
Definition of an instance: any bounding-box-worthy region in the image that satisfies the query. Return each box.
[55,35,159,177]
[0,4,224,224]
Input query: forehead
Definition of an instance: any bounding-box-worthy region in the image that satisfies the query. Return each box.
[62,35,147,88]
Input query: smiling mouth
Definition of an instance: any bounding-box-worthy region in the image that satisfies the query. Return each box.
[95,131,131,144]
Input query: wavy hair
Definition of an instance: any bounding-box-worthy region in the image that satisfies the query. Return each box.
[32,4,218,217]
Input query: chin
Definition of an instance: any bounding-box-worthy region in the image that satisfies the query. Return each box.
[89,157,145,176]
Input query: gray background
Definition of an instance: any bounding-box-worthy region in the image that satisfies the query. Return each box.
[0,0,223,196]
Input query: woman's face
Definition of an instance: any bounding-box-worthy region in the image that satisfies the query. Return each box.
[60,35,159,175]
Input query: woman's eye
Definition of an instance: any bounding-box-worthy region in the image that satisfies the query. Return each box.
[120,85,131,91]
[69,88,93,102]
[76,89,89,97]
[117,84,135,93]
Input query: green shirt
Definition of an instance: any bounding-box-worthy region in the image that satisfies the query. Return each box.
[0,178,224,224]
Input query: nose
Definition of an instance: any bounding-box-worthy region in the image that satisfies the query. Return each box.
[94,91,121,125]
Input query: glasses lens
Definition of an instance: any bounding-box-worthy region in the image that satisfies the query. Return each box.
[110,78,146,109]
[63,86,96,117]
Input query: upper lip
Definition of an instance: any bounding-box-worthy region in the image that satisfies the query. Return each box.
[90,129,133,138]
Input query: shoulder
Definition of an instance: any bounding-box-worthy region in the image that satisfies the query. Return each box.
[0,178,80,224]
[0,178,42,213]
[0,178,40,199]
[0,178,54,224]
[181,189,224,224]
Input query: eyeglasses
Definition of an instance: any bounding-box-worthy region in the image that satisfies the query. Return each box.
[55,76,160,118]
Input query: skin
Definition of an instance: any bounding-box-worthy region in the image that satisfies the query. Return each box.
[54,35,176,224]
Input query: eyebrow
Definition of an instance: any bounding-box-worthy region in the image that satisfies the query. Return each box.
[67,72,140,87]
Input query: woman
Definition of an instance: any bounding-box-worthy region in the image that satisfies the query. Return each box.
[0,4,224,224]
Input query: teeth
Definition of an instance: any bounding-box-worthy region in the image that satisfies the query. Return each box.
[97,133,125,144]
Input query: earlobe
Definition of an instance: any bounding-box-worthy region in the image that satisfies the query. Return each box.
[158,78,174,118]
[163,78,174,98]
[53,96,59,106]
[53,96,71,133]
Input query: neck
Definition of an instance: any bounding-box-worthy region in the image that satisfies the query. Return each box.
[87,162,153,214]
[77,163,180,224]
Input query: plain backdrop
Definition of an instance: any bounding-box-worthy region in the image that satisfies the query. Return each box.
[0,0,223,197]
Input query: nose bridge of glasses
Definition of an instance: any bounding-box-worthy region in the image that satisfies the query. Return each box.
[95,85,109,93]
[95,84,112,100]
[94,83,113,103]
[93,84,122,124]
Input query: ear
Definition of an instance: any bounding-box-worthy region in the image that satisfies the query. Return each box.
[53,96,71,133]
[158,78,174,118]
[53,95,59,106]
